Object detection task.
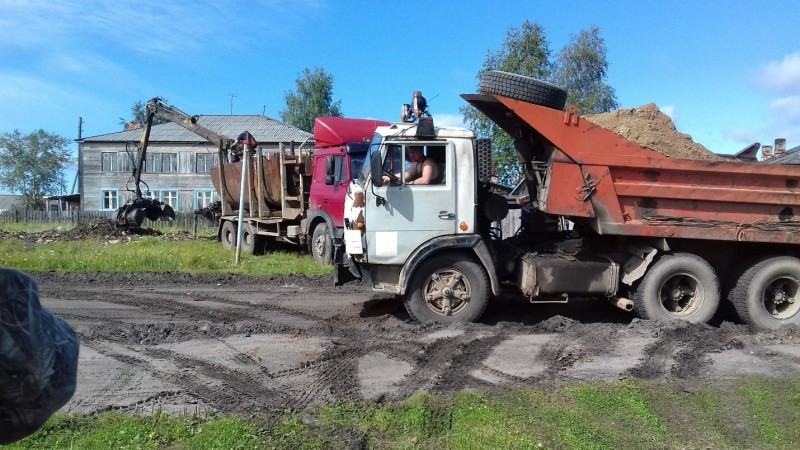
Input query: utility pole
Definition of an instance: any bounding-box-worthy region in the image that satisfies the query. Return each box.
[227,93,237,115]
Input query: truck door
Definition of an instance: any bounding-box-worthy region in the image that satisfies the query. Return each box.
[365,143,456,265]
[311,151,348,228]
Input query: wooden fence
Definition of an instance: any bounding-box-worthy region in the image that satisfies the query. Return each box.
[2,208,525,237]
[0,209,217,230]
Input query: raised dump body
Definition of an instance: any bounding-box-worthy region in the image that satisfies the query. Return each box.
[464,94,800,245]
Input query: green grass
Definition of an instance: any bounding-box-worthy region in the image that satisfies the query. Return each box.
[9,377,799,450]
[0,235,330,276]
[0,222,78,233]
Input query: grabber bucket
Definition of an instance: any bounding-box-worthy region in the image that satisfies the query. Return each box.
[116,197,176,228]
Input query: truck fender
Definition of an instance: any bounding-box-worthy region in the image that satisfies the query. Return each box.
[398,235,501,296]
[306,210,339,239]
[621,245,659,286]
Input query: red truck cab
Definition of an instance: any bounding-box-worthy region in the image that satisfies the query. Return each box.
[306,117,388,264]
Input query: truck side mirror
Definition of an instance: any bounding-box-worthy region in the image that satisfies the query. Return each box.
[325,156,335,185]
[370,151,383,187]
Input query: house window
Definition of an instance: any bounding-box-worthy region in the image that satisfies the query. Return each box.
[146,189,179,209]
[195,190,215,209]
[146,153,178,173]
[117,151,133,172]
[101,152,116,171]
[100,190,118,210]
[162,190,178,208]
[196,153,216,173]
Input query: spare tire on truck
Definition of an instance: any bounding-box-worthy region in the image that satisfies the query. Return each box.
[479,70,568,110]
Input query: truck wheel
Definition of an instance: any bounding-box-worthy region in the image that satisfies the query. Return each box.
[479,70,568,110]
[730,256,800,330]
[633,253,719,323]
[220,221,237,250]
[240,223,258,255]
[310,222,332,265]
[405,254,489,323]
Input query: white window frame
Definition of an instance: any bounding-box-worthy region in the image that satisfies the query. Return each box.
[146,152,178,173]
[145,189,180,210]
[101,152,116,171]
[194,189,215,209]
[100,189,118,210]
[196,153,216,173]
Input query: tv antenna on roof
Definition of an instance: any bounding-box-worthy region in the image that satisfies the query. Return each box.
[227,93,237,115]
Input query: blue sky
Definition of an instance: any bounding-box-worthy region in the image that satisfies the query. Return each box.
[2,1,800,194]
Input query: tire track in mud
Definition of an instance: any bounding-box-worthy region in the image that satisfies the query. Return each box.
[627,323,730,379]
[84,340,290,414]
[37,273,800,416]
[144,347,288,412]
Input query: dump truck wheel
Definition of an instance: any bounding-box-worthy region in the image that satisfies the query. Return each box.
[310,222,332,265]
[633,253,719,323]
[479,70,568,110]
[220,221,237,250]
[730,256,800,330]
[405,254,489,323]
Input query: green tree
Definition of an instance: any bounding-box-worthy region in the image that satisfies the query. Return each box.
[552,26,618,114]
[460,20,553,186]
[280,67,342,132]
[0,129,74,210]
[119,98,169,130]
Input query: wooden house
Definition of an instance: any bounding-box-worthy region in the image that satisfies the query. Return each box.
[78,116,311,212]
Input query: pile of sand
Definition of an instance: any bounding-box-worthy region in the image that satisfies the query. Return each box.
[584,103,722,161]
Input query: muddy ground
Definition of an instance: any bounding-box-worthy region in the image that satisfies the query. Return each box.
[27,270,799,417]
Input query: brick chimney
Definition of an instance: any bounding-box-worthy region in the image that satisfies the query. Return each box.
[125,121,143,131]
[762,145,773,160]
[775,138,786,158]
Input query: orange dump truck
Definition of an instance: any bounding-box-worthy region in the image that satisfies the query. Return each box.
[339,71,800,330]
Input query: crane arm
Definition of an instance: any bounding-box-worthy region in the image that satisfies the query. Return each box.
[145,98,236,149]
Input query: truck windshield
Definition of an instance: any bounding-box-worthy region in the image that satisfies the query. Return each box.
[349,153,366,181]
[358,133,383,186]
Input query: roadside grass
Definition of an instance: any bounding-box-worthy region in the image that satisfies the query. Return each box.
[0,236,330,276]
[10,377,798,450]
[0,222,78,233]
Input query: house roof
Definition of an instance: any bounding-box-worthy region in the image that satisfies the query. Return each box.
[0,194,22,210]
[79,115,312,144]
[765,145,800,164]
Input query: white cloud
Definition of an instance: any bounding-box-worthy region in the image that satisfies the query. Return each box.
[433,113,466,128]
[768,96,800,124]
[0,1,327,56]
[753,52,800,93]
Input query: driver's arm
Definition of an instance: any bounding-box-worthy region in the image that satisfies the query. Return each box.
[409,160,437,185]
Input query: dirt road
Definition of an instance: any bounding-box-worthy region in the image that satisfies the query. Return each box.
[30,271,800,417]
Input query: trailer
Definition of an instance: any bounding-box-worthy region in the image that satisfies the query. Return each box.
[337,71,800,330]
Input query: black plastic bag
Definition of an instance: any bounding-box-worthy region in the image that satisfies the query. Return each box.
[0,268,79,444]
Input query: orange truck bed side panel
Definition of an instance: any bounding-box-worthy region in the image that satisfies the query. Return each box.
[495,96,800,244]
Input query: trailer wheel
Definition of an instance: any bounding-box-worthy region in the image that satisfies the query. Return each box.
[240,223,258,255]
[730,256,800,330]
[633,253,719,323]
[404,254,489,323]
[310,222,332,265]
[220,221,237,250]
[479,70,568,110]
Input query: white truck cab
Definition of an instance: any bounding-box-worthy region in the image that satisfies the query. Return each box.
[337,107,499,323]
